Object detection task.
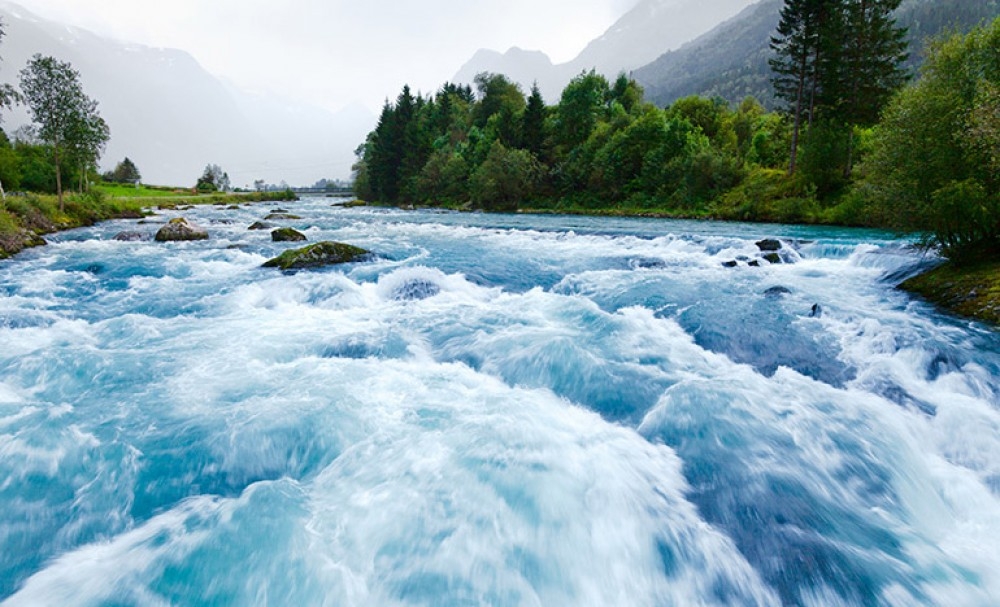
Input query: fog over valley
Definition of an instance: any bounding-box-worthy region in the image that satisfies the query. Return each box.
[0,0,752,186]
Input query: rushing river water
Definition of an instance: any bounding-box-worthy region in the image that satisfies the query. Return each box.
[1,198,999,606]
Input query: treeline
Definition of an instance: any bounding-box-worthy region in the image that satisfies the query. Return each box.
[354,72,797,215]
[354,13,999,262]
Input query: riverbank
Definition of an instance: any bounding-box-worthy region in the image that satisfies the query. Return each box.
[900,260,1000,326]
[0,189,298,259]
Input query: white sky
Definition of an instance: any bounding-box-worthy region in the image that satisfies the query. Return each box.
[15,0,637,113]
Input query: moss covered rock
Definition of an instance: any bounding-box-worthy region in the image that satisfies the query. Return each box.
[264,213,302,220]
[900,261,1000,326]
[262,241,371,270]
[271,227,307,242]
[154,217,208,242]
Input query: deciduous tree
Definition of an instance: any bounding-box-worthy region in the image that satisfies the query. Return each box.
[19,54,105,211]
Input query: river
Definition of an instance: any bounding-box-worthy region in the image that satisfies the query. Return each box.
[1,198,998,606]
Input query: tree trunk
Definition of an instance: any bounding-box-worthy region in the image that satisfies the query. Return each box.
[789,53,808,174]
[55,147,63,212]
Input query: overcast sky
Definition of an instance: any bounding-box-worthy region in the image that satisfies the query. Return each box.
[15,0,638,114]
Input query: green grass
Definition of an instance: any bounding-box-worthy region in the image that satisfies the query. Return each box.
[96,183,193,198]
[0,187,299,258]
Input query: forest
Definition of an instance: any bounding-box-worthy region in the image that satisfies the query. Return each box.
[354,10,1000,263]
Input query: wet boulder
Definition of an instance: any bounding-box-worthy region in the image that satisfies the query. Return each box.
[264,213,302,220]
[154,217,208,242]
[248,221,274,230]
[764,286,792,297]
[113,231,147,242]
[271,227,307,242]
[756,239,783,252]
[262,241,371,270]
[763,253,782,264]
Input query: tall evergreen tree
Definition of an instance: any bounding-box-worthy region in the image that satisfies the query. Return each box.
[770,0,835,174]
[522,83,546,157]
[831,0,908,175]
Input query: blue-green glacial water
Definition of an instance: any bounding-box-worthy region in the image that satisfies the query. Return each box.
[1,198,999,606]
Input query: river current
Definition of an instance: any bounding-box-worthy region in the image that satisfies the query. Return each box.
[1,198,999,606]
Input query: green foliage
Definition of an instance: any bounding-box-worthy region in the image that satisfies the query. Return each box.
[416,147,469,205]
[713,167,820,222]
[105,157,141,184]
[469,141,544,211]
[196,163,229,192]
[19,54,108,207]
[856,17,1000,261]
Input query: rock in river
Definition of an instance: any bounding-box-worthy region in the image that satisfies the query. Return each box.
[113,231,148,242]
[154,218,208,242]
[262,241,371,270]
[271,228,307,242]
[756,238,783,252]
[248,221,274,230]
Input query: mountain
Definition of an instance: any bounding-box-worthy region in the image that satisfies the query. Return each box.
[633,0,1000,108]
[453,0,756,101]
[0,2,374,187]
[453,47,564,101]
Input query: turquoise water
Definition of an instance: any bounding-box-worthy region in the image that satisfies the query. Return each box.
[1,199,999,606]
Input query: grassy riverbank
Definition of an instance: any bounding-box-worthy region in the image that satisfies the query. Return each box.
[901,261,1000,326]
[0,188,298,259]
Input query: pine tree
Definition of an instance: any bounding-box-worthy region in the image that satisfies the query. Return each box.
[770,0,835,174]
[522,83,546,157]
[831,0,908,175]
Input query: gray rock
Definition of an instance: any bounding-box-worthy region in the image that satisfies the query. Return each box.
[764,286,792,297]
[264,213,302,220]
[756,239,783,252]
[722,260,739,268]
[154,217,209,242]
[248,221,274,230]
[113,231,147,242]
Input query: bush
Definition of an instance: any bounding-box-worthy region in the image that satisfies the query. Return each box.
[469,141,544,211]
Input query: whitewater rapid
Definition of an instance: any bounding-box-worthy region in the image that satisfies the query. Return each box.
[1,199,998,606]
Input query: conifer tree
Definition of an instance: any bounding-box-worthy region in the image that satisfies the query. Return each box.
[770,0,835,174]
[830,0,908,175]
[522,83,546,157]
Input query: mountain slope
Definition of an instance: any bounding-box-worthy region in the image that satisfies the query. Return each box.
[453,0,755,101]
[634,0,1000,108]
[0,2,373,186]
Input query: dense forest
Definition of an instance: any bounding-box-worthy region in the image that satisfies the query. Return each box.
[354,11,1000,262]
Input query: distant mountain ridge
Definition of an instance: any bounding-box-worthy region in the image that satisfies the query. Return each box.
[633,0,1000,108]
[0,1,373,186]
[453,0,756,101]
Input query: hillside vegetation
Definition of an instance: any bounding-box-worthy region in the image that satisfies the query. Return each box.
[634,0,1000,108]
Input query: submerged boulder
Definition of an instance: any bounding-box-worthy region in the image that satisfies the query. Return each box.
[262,241,371,270]
[264,213,302,220]
[271,227,307,242]
[113,231,147,242]
[154,217,208,242]
[248,221,274,230]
